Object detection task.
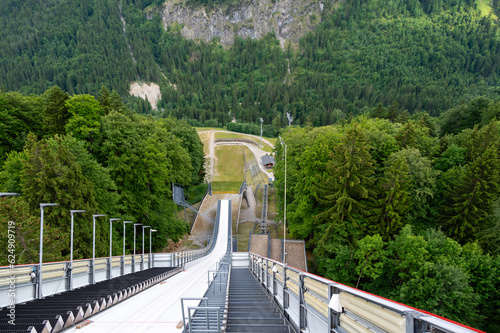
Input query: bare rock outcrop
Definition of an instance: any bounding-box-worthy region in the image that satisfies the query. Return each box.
[155,0,328,48]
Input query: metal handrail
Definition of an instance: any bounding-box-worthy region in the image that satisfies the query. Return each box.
[187,306,221,333]
[247,252,483,333]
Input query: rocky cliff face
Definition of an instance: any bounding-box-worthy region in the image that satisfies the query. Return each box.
[155,0,328,48]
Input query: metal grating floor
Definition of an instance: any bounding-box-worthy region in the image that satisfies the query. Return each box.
[226,267,292,333]
[0,267,179,333]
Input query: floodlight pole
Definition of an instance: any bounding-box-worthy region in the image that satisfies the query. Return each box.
[38,203,58,299]
[284,143,287,265]
[122,221,133,275]
[133,223,142,272]
[259,118,264,148]
[142,226,150,270]
[282,115,292,264]
[150,229,157,269]
[69,210,86,290]
[92,214,106,284]
[109,218,121,278]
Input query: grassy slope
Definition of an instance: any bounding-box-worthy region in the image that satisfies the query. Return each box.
[213,145,252,192]
[477,0,498,20]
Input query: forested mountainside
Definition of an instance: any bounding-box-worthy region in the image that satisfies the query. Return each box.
[1,0,499,134]
[0,87,205,265]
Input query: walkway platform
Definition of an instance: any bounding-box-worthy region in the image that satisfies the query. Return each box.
[226,267,293,333]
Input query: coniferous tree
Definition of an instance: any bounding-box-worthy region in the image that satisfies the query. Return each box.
[373,154,412,239]
[441,122,500,243]
[42,86,70,137]
[314,123,376,250]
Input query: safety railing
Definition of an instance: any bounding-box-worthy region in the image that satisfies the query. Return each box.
[0,201,224,307]
[245,253,483,333]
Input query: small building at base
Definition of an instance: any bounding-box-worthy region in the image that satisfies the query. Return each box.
[261,154,275,168]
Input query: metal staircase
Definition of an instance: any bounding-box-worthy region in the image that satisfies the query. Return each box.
[183,256,230,333]
[226,267,293,333]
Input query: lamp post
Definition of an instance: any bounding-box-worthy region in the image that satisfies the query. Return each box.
[109,218,121,278]
[282,114,292,264]
[283,143,287,265]
[122,221,133,275]
[150,229,157,269]
[142,226,150,270]
[92,214,106,284]
[69,210,86,290]
[259,118,264,148]
[38,203,58,299]
[133,223,142,272]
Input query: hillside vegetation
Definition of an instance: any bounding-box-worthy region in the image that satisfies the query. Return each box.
[0,0,498,134]
[0,87,205,264]
[273,101,500,331]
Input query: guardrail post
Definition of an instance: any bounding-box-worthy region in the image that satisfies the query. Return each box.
[405,311,420,333]
[328,284,341,331]
[89,260,94,285]
[283,265,288,313]
[66,261,72,291]
[265,259,269,289]
[299,273,306,330]
[107,257,111,280]
[35,265,41,299]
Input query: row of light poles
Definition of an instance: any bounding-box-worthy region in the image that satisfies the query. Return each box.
[0,193,157,299]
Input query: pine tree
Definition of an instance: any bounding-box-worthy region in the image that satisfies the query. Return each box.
[315,123,376,249]
[42,86,70,137]
[396,120,417,148]
[387,100,400,123]
[373,154,412,239]
[441,122,500,243]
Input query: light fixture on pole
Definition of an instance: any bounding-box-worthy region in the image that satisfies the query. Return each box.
[122,221,133,274]
[38,203,58,299]
[0,193,20,198]
[109,218,121,278]
[133,223,142,272]
[149,229,157,269]
[259,118,264,148]
[142,226,150,270]
[92,214,106,284]
[69,210,86,291]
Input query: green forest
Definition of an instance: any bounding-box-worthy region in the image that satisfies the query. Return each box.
[0,87,205,265]
[0,0,499,134]
[273,99,500,331]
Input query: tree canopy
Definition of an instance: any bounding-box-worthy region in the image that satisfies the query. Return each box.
[0,88,205,263]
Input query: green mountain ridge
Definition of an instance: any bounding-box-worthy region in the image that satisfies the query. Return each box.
[0,0,499,132]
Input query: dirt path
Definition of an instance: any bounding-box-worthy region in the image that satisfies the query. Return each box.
[213,130,275,148]
[200,131,216,182]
